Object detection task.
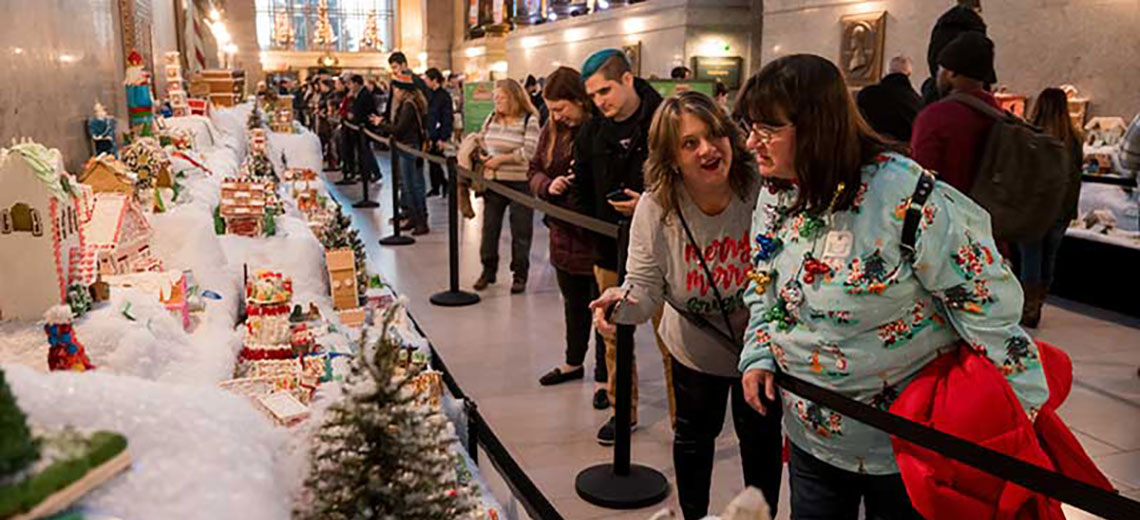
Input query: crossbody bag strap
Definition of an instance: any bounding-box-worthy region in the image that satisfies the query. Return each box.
[900,169,937,260]
[676,204,740,347]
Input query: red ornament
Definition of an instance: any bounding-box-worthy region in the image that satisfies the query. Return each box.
[802,256,833,284]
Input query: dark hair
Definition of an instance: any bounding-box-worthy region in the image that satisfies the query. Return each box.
[1030,88,1082,149]
[388,51,407,65]
[525,75,538,88]
[541,67,594,163]
[594,54,632,82]
[645,91,757,218]
[349,74,365,86]
[958,0,981,9]
[447,72,458,82]
[670,66,690,80]
[425,68,444,83]
[714,81,728,97]
[734,54,902,215]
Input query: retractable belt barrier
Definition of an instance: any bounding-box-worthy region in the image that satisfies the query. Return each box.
[350,127,1140,519]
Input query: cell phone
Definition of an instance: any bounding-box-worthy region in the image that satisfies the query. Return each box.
[606,188,633,202]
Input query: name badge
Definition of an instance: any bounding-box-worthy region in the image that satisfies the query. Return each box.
[822,230,854,259]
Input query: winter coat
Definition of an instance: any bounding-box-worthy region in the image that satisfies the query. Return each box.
[384,100,424,149]
[528,122,595,275]
[911,88,1000,194]
[856,73,922,142]
[426,87,455,143]
[570,77,664,270]
[349,88,378,127]
[891,341,1113,520]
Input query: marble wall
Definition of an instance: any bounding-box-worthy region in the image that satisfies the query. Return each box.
[451,0,760,83]
[762,0,1140,118]
[0,0,127,173]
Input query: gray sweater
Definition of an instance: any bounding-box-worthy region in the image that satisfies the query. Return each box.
[615,182,760,377]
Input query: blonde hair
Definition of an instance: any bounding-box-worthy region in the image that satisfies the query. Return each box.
[394,86,427,116]
[645,91,757,217]
[494,78,538,121]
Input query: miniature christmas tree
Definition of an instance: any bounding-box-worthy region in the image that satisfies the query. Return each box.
[247,105,263,131]
[360,10,382,51]
[312,0,335,49]
[66,283,94,317]
[0,367,39,476]
[319,207,369,303]
[300,303,479,520]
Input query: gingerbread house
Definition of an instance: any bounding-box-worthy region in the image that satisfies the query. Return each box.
[120,137,174,189]
[326,249,359,311]
[271,96,295,133]
[79,154,136,196]
[71,193,163,281]
[220,179,270,237]
[0,140,86,321]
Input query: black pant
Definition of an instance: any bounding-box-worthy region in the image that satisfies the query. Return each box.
[340,125,358,175]
[789,443,924,520]
[554,268,607,382]
[357,132,380,181]
[428,143,447,192]
[672,358,783,520]
[479,181,534,279]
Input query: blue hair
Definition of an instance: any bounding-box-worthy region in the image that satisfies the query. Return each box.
[581,49,622,81]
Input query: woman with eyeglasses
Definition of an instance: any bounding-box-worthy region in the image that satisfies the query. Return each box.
[591,91,783,519]
[735,54,1048,518]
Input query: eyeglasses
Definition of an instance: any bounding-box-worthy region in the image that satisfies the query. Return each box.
[736,118,793,145]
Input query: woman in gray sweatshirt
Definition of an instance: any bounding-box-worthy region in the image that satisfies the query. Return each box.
[591,91,783,519]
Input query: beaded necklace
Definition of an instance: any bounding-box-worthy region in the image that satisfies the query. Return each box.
[750,183,846,331]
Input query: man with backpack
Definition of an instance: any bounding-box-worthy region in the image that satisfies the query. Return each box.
[912,32,1069,245]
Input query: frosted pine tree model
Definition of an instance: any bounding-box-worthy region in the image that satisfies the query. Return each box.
[300,303,479,520]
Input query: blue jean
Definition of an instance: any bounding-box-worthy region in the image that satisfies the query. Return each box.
[1017,220,1068,287]
[397,150,427,225]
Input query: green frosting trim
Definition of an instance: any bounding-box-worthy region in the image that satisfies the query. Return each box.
[7,142,72,202]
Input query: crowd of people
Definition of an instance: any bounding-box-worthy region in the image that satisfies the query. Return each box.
[286,0,1095,516]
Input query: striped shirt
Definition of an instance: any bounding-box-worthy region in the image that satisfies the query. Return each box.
[480,113,540,182]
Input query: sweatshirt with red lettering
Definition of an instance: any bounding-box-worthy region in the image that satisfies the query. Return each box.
[615,181,759,377]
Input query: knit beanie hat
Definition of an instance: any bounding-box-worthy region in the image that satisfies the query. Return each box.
[391,72,416,91]
[937,32,995,82]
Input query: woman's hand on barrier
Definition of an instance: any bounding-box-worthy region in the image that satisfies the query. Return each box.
[484,155,510,170]
[369,114,383,126]
[589,287,638,339]
[743,369,778,415]
[549,174,575,196]
[608,189,641,217]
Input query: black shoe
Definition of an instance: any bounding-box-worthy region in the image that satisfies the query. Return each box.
[511,275,527,294]
[597,416,638,446]
[539,366,584,386]
[411,224,430,236]
[426,187,442,197]
[400,219,416,231]
[592,389,610,410]
[473,272,496,291]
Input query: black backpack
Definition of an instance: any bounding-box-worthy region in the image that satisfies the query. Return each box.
[949,93,1070,242]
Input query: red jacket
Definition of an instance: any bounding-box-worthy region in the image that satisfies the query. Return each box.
[890,341,1113,520]
[910,88,999,193]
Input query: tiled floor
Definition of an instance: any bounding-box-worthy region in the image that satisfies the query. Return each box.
[330,157,1140,520]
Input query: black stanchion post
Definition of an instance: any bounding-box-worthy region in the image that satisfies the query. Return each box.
[430,156,480,307]
[352,130,379,208]
[379,141,415,246]
[575,219,669,509]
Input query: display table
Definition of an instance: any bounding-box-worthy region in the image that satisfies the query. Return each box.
[0,104,499,519]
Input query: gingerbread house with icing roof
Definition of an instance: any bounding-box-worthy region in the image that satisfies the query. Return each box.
[69,193,163,284]
[79,153,137,196]
[0,140,86,321]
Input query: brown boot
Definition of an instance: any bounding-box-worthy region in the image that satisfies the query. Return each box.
[1020,284,1046,329]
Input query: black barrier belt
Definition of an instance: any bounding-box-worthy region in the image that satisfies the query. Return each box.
[346,125,1140,518]
[355,127,620,239]
[1081,174,1138,187]
[402,310,566,520]
[773,371,1140,520]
